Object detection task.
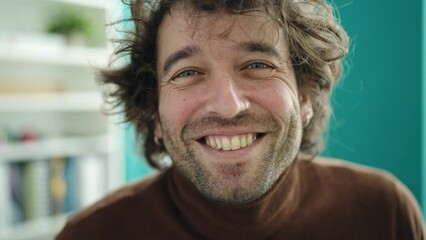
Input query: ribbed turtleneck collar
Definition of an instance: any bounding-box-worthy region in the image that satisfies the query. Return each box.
[167,159,302,239]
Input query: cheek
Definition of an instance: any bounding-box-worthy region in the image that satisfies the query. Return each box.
[250,81,299,117]
[158,89,201,131]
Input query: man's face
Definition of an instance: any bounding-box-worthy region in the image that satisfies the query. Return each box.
[155,6,309,205]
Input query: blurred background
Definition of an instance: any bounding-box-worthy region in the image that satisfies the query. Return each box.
[0,0,424,239]
[0,0,125,239]
[325,0,425,214]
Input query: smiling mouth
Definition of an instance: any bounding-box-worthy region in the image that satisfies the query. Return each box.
[201,133,263,151]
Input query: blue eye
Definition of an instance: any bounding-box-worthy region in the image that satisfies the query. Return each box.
[174,70,199,79]
[247,62,270,69]
[241,61,275,79]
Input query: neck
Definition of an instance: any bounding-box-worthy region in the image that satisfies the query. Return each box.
[167,158,301,239]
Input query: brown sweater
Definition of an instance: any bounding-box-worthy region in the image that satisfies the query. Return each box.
[56,158,425,240]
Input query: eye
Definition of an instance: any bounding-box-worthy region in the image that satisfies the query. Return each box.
[241,61,275,80]
[247,62,266,69]
[246,62,271,70]
[172,69,200,80]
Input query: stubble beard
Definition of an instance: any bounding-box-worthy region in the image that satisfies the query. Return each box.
[160,111,302,205]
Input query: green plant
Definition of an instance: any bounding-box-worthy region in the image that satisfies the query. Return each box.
[47,9,90,37]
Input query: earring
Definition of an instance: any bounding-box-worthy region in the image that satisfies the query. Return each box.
[305,117,312,127]
[303,115,312,127]
[154,137,160,145]
[243,101,250,111]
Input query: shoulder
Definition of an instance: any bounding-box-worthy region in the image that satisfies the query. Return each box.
[298,157,398,189]
[69,171,166,223]
[55,171,170,239]
[298,157,425,239]
[298,156,413,202]
[300,156,390,176]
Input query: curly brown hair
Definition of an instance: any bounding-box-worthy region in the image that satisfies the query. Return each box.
[101,0,349,169]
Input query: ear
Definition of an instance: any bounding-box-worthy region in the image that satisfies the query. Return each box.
[154,114,162,139]
[299,90,313,127]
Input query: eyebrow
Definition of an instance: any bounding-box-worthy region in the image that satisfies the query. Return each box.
[237,42,284,62]
[162,45,201,76]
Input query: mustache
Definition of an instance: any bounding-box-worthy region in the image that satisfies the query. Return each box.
[182,113,280,137]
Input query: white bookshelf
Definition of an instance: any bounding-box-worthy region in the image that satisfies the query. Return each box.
[0,92,103,112]
[51,0,110,9]
[0,135,114,161]
[0,44,109,67]
[1,214,68,240]
[0,0,124,239]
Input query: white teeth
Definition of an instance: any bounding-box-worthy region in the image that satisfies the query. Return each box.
[231,136,240,150]
[240,136,247,147]
[204,134,257,151]
[215,138,222,149]
[222,138,231,151]
[247,135,253,145]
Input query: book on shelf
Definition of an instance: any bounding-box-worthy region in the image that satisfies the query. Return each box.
[78,155,106,208]
[49,157,67,215]
[64,156,79,213]
[24,159,51,221]
[6,155,107,226]
[9,161,25,224]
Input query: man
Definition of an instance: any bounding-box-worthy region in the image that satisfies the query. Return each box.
[56,0,425,239]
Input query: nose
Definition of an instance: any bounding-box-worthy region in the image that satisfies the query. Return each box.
[204,73,249,118]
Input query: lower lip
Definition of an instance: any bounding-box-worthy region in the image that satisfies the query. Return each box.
[196,135,264,161]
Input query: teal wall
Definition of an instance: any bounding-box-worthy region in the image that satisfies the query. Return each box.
[124,124,152,182]
[422,0,426,210]
[324,0,423,204]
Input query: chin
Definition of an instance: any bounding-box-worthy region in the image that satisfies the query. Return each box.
[191,159,277,205]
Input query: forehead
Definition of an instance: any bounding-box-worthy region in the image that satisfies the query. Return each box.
[157,5,284,54]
